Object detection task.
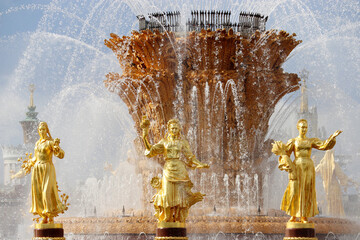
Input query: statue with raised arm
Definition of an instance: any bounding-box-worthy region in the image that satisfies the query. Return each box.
[140,116,209,223]
[315,149,359,217]
[272,119,341,223]
[17,122,69,224]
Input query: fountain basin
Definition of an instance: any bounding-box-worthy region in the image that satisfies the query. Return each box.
[59,215,360,239]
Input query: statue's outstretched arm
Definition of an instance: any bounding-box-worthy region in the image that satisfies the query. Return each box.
[11,169,27,179]
[140,116,165,158]
[313,130,342,150]
[191,157,210,169]
[183,140,209,169]
[14,154,36,177]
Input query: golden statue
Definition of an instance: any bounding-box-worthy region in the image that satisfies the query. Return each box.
[141,116,209,223]
[272,119,341,223]
[315,150,359,217]
[16,122,69,223]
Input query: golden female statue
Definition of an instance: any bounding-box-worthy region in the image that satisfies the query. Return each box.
[315,150,359,217]
[272,119,341,223]
[19,122,69,223]
[141,117,209,223]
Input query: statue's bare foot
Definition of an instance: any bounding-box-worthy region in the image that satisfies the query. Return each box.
[301,217,310,223]
[41,217,48,224]
[289,216,297,222]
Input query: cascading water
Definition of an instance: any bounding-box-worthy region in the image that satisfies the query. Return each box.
[0,0,359,239]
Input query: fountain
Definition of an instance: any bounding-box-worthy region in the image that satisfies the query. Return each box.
[104,9,301,213]
[0,0,359,239]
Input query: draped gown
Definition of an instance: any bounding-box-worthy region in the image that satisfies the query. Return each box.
[30,138,67,218]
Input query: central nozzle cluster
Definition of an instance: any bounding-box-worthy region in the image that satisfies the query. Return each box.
[137,10,268,36]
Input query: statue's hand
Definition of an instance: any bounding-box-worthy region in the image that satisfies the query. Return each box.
[53,138,61,154]
[197,163,210,169]
[332,130,342,138]
[140,116,150,130]
[53,146,60,155]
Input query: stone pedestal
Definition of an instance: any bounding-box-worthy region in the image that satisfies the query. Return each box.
[284,222,317,240]
[33,223,65,240]
[155,222,188,240]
